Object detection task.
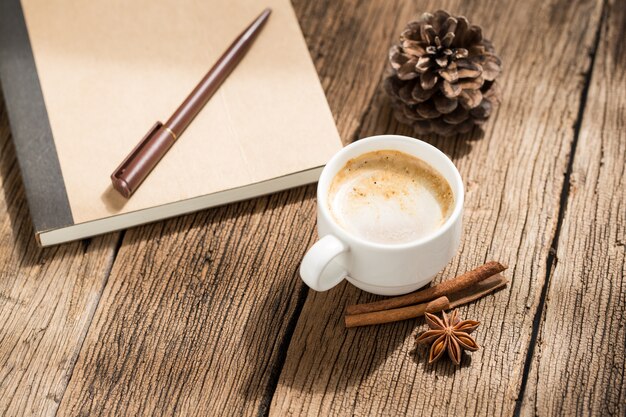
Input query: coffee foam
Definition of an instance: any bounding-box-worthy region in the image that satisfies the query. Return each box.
[328,150,454,244]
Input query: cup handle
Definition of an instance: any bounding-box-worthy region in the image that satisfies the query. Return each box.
[300,235,349,291]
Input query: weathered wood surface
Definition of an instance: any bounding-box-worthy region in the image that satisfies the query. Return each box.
[521,0,626,414]
[56,190,317,417]
[0,0,624,416]
[0,105,119,417]
[270,0,607,415]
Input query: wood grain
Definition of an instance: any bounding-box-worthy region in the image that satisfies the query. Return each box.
[270,0,605,416]
[2,0,622,415]
[55,1,418,416]
[521,0,626,414]
[0,103,119,417]
[56,190,318,417]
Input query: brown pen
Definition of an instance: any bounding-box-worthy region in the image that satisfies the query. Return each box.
[111,8,271,198]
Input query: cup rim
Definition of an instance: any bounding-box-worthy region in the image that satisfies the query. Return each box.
[317,135,464,250]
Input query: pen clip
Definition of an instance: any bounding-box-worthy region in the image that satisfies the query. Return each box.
[111,121,163,180]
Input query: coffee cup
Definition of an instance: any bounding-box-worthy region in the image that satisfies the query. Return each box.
[299,135,464,295]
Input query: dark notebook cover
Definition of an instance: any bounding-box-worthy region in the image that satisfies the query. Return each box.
[0,0,74,235]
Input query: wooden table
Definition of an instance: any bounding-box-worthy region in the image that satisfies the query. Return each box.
[1,0,624,416]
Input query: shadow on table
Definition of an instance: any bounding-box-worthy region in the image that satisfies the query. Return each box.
[239,265,474,410]
[240,272,469,412]
[349,88,486,161]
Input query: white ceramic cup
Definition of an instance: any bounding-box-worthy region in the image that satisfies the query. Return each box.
[299,135,464,295]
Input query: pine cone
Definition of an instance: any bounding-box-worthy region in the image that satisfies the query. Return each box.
[384,10,502,136]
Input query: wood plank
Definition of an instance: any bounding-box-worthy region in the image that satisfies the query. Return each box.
[270,0,605,416]
[520,0,626,414]
[57,190,317,417]
[0,102,119,416]
[55,1,422,416]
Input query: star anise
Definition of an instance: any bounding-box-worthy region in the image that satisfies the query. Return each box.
[415,310,480,365]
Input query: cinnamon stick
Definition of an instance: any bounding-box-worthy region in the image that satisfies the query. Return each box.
[345,261,507,315]
[345,296,450,328]
[447,274,508,308]
[345,274,508,328]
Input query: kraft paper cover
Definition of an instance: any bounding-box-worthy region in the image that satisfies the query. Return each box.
[20,0,342,224]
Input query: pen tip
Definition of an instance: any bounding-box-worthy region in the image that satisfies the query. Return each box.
[256,7,271,24]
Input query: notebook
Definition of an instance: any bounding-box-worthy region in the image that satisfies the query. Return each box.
[0,0,342,246]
